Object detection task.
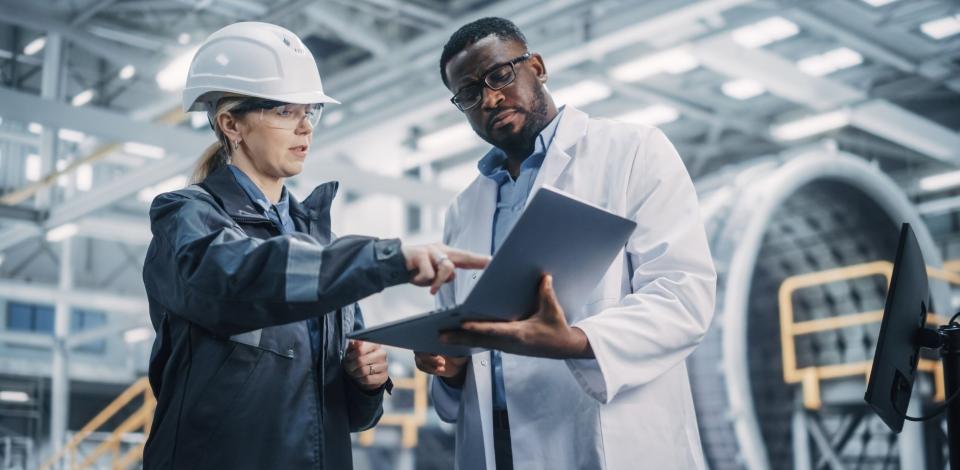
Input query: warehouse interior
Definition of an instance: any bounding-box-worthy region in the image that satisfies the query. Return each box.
[0,0,959,468]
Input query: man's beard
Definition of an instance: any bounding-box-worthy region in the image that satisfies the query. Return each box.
[494,85,549,158]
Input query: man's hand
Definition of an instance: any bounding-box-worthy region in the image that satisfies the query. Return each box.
[401,244,490,294]
[414,352,469,387]
[440,275,594,359]
[343,340,389,391]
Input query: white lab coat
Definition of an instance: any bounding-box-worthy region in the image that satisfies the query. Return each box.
[431,106,717,470]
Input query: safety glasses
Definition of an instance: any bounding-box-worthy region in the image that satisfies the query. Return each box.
[232,99,324,130]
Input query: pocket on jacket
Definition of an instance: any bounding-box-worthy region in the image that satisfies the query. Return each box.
[185,342,263,439]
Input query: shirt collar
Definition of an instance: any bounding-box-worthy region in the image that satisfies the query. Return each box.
[478,106,565,181]
[227,165,289,215]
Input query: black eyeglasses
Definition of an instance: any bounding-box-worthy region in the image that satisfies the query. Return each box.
[450,53,531,112]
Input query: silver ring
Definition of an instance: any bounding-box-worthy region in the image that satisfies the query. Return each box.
[433,253,450,265]
[369,365,376,375]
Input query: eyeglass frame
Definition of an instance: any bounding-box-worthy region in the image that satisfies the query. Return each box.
[449,52,532,112]
[228,98,324,130]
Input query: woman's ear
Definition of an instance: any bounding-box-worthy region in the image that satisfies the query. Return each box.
[217,112,243,143]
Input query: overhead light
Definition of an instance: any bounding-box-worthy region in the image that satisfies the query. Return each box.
[71,89,95,107]
[770,109,850,141]
[731,16,799,49]
[58,128,86,143]
[23,36,46,56]
[25,154,42,182]
[609,47,699,82]
[118,64,136,80]
[551,80,613,108]
[177,33,191,45]
[417,122,482,156]
[76,164,93,191]
[797,47,863,76]
[124,327,153,344]
[137,175,188,203]
[721,78,766,100]
[615,104,680,126]
[123,142,166,159]
[156,47,199,91]
[28,122,43,134]
[46,223,79,242]
[0,391,29,403]
[920,15,960,40]
[861,0,897,6]
[918,170,960,192]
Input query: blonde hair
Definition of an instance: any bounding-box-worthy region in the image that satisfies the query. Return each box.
[190,98,246,184]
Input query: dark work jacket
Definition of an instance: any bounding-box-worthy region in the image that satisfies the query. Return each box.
[141,166,408,470]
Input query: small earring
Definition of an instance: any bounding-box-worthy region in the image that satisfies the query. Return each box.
[232,139,240,151]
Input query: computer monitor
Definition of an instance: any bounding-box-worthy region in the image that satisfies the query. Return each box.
[865,223,930,433]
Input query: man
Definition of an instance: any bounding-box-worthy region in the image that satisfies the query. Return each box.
[413,17,717,470]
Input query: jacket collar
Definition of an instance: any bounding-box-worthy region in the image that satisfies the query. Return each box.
[201,165,339,239]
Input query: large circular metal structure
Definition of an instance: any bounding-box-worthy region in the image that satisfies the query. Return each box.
[689,150,947,470]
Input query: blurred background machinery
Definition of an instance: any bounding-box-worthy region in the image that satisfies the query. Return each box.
[0,0,958,469]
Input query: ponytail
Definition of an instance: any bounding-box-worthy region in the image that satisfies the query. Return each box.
[191,141,228,184]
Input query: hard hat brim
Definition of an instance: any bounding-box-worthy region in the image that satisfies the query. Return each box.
[184,87,340,113]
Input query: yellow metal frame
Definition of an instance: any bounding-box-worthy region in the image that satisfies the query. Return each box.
[778,260,958,410]
[358,370,429,449]
[39,377,154,470]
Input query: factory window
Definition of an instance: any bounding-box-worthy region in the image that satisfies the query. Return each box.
[4,304,107,354]
[6,303,54,334]
[71,309,107,354]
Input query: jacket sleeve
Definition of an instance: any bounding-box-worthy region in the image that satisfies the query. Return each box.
[142,189,410,337]
[566,127,717,404]
[344,304,389,432]
[429,203,464,423]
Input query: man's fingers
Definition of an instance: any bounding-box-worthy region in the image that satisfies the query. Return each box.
[460,320,520,337]
[538,274,560,311]
[445,248,491,270]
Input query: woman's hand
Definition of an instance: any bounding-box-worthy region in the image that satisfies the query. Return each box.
[401,244,490,294]
[343,340,389,391]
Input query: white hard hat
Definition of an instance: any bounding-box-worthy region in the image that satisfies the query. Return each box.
[182,21,339,112]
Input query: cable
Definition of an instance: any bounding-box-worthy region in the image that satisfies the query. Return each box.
[894,312,960,421]
[901,386,960,421]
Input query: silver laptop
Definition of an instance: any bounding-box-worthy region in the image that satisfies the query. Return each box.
[348,185,637,356]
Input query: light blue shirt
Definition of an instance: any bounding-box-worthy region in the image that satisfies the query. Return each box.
[479,107,564,411]
[227,165,296,234]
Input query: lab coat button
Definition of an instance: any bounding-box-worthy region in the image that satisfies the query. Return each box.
[480,360,487,366]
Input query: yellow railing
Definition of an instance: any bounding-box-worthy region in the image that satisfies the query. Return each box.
[358,369,429,448]
[778,260,960,410]
[40,367,429,468]
[39,377,154,470]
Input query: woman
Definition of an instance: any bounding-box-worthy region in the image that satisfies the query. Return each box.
[141,22,487,469]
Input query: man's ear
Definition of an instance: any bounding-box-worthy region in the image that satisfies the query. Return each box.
[529,53,548,83]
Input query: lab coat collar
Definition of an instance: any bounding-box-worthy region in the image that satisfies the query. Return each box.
[525,105,587,205]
